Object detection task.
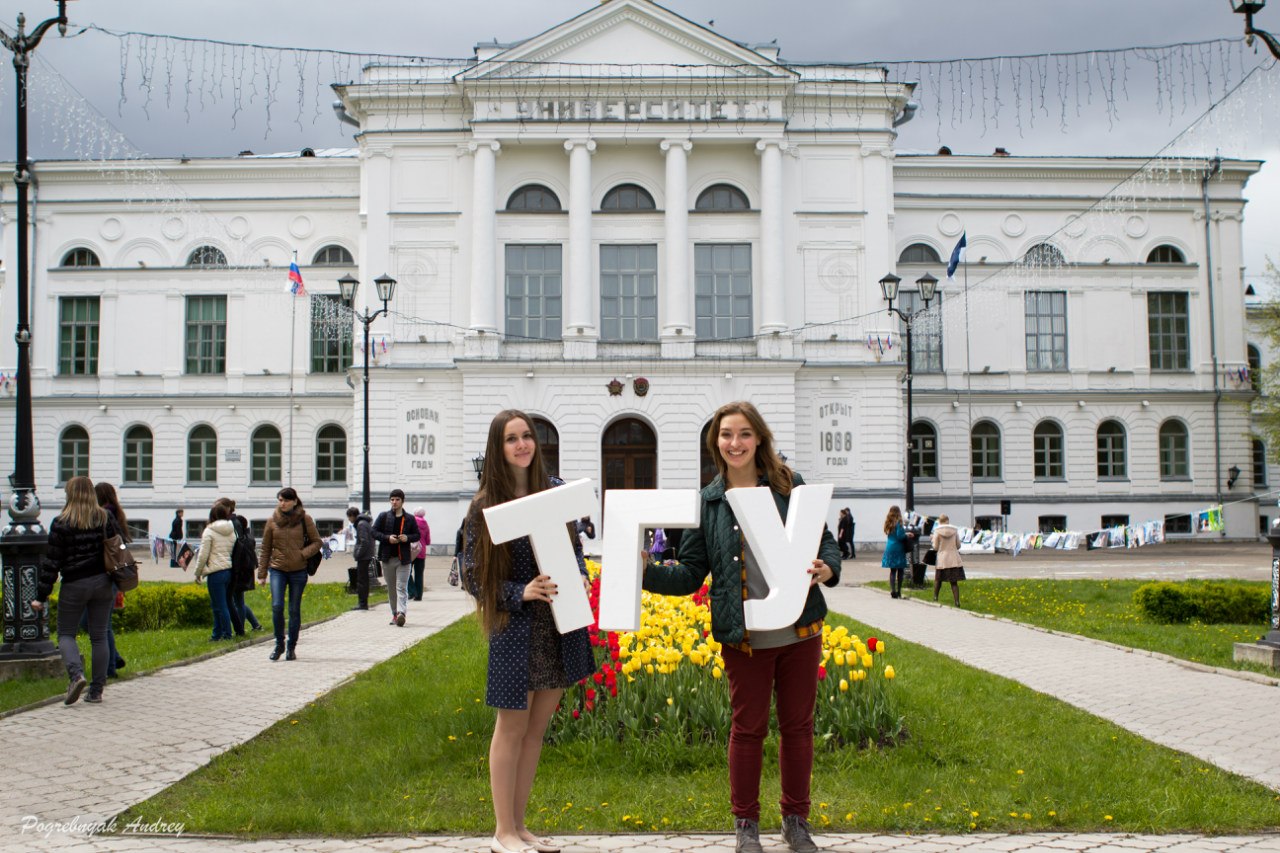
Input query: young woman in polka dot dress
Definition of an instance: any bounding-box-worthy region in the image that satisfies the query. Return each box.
[462,409,594,853]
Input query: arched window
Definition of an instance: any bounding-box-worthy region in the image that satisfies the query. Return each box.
[59,425,90,483]
[601,183,656,211]
[971,421,1002,480]
[695,184,749,211]
[898,243,941,264]
[316,425,347,483]
[1158,420,1190,479]
[1248,343,1262,392]
[187,245,228,268]
[187,425,218,483]
[911,422,938,479]
[532,417,560,478]
[1023,242,1065,266]
[312,244,354,266]
[251,425,282,485]
[123,425,153,484]
[1033,421,1065,480]
[602,417,657,490]
[61,248,101,267]
[1146,244,1186,264]
[506,184,562,211]
[1096,419,1127,479]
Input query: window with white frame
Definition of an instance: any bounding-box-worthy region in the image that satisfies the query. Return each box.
[1159,420,1190,479]
[505,245,563,340]
[1025,291,1068,371]
[59,425,90,483]
[1033,420,1065,479]
[316,425,347,484]
[600,245,658,342]
[971,420,1002,480]
[694,244,752,339]
[187,425,218,484]
[1096,419,1127,479]
[123,425,153,484]
[185,295,227,375]
[251,425,282,485]
[1147,292,1190,371]
[58,296,100,376]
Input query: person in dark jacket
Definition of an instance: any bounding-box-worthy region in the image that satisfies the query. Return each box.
[256,487,321,661]
[372,489,420,626]
[837,507,855,559]
[91,482,129,677]
[32,476,121,706]
[463,409,593,853]
[223,499,262,634]
[643,401,840,853]
[168,508,184,567]
[347,506,376,610]
[881,505,911,599]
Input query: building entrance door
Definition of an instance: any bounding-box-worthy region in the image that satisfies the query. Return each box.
[602,418,657,491]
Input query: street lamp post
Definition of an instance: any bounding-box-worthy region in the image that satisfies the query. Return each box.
[338,273,397,514]
[880,271,940,513]
[0,1,73,666]
[1229,0,1280,59]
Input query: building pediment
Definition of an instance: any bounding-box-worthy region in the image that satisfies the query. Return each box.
[457,0,794,81]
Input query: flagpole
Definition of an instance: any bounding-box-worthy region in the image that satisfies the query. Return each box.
[287,251,298,485]
[964,258,975,530]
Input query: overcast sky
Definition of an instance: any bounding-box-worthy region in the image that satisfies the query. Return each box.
[1,0,1277,279]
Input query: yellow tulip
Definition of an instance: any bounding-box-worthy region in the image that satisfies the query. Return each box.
[839,679,849,692]
[860,654,873,668]
[834,651,846,666]
[884,665,896,679]
[877,639,887,653]
[840,637,852,650]
[712,666,723,679]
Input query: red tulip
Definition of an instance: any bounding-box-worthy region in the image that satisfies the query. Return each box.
[817,665,827,681]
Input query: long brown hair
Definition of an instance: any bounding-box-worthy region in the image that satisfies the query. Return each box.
[59,476,107,530]
[883,504,903,535]
[94,481,129,543]
[466,409,567,635]
[706,400,792,496]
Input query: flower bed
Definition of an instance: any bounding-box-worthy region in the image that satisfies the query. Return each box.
[549,561,903,748]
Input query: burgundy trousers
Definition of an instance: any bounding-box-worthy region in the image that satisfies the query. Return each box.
[721,634,821,822]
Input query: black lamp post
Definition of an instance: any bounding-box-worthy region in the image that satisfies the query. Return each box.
[1228,464,1242,489]
[880,271,940,513]
[338,272,396,514]
[1230,0,1280,59]
[0,1,73,664]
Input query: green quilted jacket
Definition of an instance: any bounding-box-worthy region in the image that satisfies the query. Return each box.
[642,471,842,646]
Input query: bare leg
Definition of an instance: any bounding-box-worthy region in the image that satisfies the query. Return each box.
[515,688,565,845]
[490,706,531,850]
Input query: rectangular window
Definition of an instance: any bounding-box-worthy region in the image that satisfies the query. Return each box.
[1147,292,1190,371]
[899,291,943,373]
[185,295,227,374]
[600,244,658,342]
[185,520,205,539]
[505,245,563,340]
[310,294,353,373]
[315,519,345,538]
[58,297,100,375]
[1166,513,1193,535]
[1025,291,1067,371]
[1038,515,1067,534]
[694,243,752,339]
[1101,514,1130,528]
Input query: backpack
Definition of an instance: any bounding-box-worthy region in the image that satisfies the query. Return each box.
[231,518,258,589]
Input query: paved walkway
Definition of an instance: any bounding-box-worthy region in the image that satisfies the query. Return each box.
[3,581,1279,852]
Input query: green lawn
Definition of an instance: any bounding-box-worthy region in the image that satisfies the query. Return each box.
[0,581,383,714]
[871,578,1273,674]
[123,612,1280,837]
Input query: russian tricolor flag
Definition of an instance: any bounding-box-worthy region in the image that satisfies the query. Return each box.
[288,253,306,296]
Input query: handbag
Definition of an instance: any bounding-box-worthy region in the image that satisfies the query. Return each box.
[103,522,141,592]
[923,548,938,566]
[447,556,461,588]
[302,519,322,576]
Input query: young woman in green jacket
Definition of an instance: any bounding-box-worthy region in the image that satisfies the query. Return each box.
[643,401,841,853]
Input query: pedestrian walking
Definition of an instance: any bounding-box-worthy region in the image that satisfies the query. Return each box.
[347,506,375,610]
[408,506,431,600]
[257,487,321,661]
[881,505,911,599]
[168,508,184,567]
[92,482,128,677]
[930,513,966,606]
[224,499,262,634]
[837,508,855,559]
[373,489,419,626]
[192,501,236,641]
[32,476,120,706]
[643,400,840,853]
[462,409,594,853]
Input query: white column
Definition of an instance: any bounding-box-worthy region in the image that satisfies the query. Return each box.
[757,139,786,333]
[469,140,500,333]
[661,139,693,339]
[565,139,597,341]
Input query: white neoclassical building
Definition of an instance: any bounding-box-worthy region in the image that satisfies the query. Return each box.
[0,0,1263,544]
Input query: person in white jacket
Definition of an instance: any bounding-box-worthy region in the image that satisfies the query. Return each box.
[193,501,238,641]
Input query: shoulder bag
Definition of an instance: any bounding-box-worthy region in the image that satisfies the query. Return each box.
[103,521,141,592]
[303,517,322,576]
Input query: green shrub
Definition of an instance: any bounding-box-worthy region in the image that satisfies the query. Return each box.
[32,583,213,632]
[1134,581,1269,625]
[1133,582,1195,623]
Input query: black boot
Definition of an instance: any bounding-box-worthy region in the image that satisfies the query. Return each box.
[269,643,284,661]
